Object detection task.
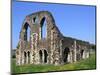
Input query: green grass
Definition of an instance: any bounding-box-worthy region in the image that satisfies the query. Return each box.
[11,53,96,74]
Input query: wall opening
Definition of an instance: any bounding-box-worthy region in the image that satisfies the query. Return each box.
[28,51,30,63]
[33,16,38,24]
[39,50,48,63]
[63,47,70,63]
[44,50,48,63]
[24,52,27,64]
[23,23,31,42]
[33,17,36,23]
[81,49,84,59]
[39,50,42,63]
[27,27,31,41]
[40,17,47,39]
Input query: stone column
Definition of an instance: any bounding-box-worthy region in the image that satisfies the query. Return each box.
[67,52,70,63]
[50,30,54,64]
[82,48,86,59]
[26,52,28,64]
[54,33,60,65]
[31,33,38,64]
[42,50,44,64]
[39,27,41,40]
[79,47,81,60]
[21,52,24,65]
[31,33,35,64]
[17,40,22,65]
[70,50,73,63]
[30,51,33,64]
[60,39,63,64]
[86,48,89,58]
[54,51,59,65]
[74,40,77,62]
[16,50,21,65]
[34,33,39,64]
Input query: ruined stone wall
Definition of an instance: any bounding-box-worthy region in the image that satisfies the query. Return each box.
[16,11,90,65]
[16,11,63,65]
[62,37,90,63]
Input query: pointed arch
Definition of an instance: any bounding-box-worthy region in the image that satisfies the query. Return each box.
[22,22,31,41]
[39,50,42,63]
[40,17,47,39]
[27,51,30,63]
[81,49,84,59]
[63,47,70,63]
[44,50,48,63]
[24,52,27,64]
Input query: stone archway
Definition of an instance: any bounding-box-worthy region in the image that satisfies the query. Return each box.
[17,11,60,65]
[22,22,31,41]
[63,47,70,63]
[27,51,30,64]
[24,52,27,64]
[39,50,43,63]
[44,50,48,63]
[39,17,47,40]
[39,49,48,64]
[81,49,84,59]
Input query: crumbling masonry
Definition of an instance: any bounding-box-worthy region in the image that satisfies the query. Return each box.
[16,11,91,65]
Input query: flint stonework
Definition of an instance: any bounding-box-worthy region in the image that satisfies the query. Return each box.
[16,11,91,65]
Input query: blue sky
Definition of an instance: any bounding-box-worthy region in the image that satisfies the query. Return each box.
[12,1,96,49]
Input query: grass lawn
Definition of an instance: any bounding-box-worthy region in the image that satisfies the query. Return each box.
[11,53,96,74]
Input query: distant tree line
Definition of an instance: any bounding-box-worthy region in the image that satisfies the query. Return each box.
[91,44,96,50]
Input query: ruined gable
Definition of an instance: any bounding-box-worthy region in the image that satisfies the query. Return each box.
[16,11,91,65]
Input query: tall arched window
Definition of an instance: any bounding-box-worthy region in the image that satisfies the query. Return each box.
[33,16,38,24]
[23,22,31,42]
[40,17,47,39]
[27,27,31,41]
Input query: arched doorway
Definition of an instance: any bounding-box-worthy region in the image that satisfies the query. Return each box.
[63,47,70,63]
[39,49,48,64]
[81,49,84,59]
[24,52,27,64]
[39,50,42,63]
[44,50,48,63]
[28,51,30,63]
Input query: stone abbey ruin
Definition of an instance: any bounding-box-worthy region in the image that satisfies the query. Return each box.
[16,11,92,65]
